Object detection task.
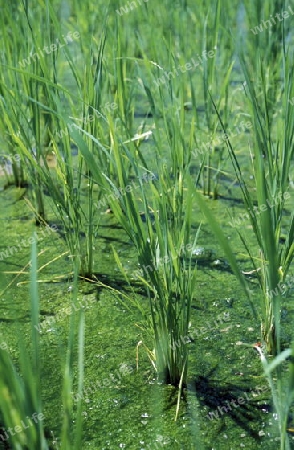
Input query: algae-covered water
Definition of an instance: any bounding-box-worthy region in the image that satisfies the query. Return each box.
[1,176,294,449]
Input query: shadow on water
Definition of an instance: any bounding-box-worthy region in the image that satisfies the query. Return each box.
[134,111,154,118]
[0,315,30,323]
[190,369,272,442]
[46,220,130,246]
[190,259,233,274]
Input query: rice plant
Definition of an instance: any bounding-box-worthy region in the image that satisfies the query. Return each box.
[0,1,113,278]
[244,0,286,129]
[255,342,294,450]
[0,4,28,189]
[77,96,199,392]
[230,45,294,355]
[196,41,294,356]
[192,0,235,199]
[0,241,84,450]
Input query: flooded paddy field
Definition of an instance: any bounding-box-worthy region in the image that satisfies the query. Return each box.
[1,1,294,449]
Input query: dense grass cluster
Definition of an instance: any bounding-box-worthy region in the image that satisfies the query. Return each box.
[1,0,294,448]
